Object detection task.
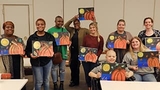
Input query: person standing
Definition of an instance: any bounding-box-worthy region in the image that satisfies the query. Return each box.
[0,21,26,90]
[138,17,160,45]
[82,22,104,90]
[25,18,57,90]
[47,16,68,90]
[138,17,160,78]
[106,19,132,63]
[64,15,89,87]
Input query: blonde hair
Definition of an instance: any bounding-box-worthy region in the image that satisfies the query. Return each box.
[129,36,148,60]
[89,22,100,42]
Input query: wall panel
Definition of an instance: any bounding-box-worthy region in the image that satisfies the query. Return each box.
[124,0,155,36]
[95,0,124,48]
[34,0,63,31]
[153,0,160,30]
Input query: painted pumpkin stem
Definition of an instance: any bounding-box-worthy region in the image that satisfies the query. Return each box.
[117,36,123,40]
[117,66,122,70]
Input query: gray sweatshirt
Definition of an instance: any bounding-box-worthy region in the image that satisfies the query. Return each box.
[123,52,154,74]
[91,61,130,74]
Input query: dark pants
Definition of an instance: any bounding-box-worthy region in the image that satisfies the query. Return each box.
[91,78,102,90]
[12,55,26,90]
[70,50,80,85]
[114,49,126,63]
[82,62,97,87]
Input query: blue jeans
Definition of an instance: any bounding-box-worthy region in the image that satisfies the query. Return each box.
[134,73,157,82]
[32,60,52,90]
[51,60,66,82]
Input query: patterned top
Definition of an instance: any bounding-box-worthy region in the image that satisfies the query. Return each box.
[138,29,160,44]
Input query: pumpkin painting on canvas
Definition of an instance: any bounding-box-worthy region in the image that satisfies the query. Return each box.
[0,38,24,55]
[79,46,98,63]
[101,63,126,81]
[78,7,94,21]
[32,41,54,57]
[52,32,70,45]
[107,35,127,49]
[145,37,160,51]
[137,51,159,68]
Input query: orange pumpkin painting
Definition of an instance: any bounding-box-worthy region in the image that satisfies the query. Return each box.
[79,7,94,21]
[147,57,159,67]
[59,35,70,45]
[84,51,98,63]
[37,43,54,57]
[33,41,54,57]
[111,67,126,81]
[84,10,94,21]
[114,36,127,49]
[9,41,24,55]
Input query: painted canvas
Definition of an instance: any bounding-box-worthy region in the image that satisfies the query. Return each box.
[32,41,54,57]
[101,63,126,81]
[79,46,98,63]
[0,38,24,55]
[78,7,94,21]
[137,51,159,68]
[52,32,70,45]
[145,37,160,51]
[107,35,127,49]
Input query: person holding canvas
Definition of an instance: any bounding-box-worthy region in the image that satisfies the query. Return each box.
[138,17,160,80]
[47,16,68,90]
[106,19,133,63]
[138,17,160,45]
[89,50,134,90]
[0,21,26,90]
[122,36,157,82]
[82,22,104,90]
[25,18,57,90]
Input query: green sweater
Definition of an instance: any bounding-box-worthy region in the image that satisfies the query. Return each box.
[47,27,68,60]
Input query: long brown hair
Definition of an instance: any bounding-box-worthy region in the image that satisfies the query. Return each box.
[129,36,148,60]
[89,22,100,42]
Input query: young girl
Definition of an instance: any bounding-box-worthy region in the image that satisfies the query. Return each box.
[25,18,57,90]
[82,22,104,90]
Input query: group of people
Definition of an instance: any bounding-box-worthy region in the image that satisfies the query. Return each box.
[66,16,160,90]
[88,17,159,90]
[0,15,159,90]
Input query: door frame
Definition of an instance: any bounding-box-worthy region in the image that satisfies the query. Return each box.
[2,4,31,36]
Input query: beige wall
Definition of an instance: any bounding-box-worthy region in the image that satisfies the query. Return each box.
[0,0,160,48]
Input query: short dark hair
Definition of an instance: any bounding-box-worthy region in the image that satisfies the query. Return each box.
[3,21,14,30]
[55,16,63,21]
[36,18,46,25]
[73,19,80,23]
[117,19,126,26]
[143,17,153,25]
